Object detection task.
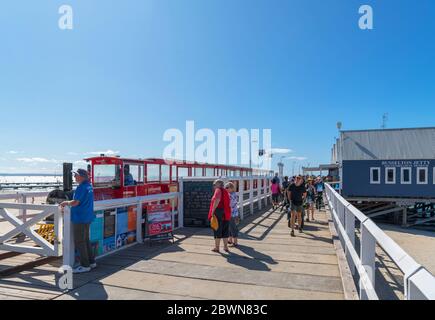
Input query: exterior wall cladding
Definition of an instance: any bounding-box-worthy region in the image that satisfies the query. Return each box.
[342,159,435,198]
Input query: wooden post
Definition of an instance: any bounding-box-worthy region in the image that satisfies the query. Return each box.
[402,207,407,227]
[54,206,63,256]
[62,207,75,268]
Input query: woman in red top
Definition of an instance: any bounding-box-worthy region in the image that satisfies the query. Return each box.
[208,179,232,253]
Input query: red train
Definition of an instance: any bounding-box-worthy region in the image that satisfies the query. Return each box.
[84,155,273,201]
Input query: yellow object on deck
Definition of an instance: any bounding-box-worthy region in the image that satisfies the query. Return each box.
[36,224,55,244]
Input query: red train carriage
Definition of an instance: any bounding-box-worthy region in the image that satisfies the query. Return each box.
[84,155,272,201]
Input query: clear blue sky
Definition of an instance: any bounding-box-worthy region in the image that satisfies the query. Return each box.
[1,0,434,174]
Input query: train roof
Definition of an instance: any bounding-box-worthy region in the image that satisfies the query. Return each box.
[84,156,270,172]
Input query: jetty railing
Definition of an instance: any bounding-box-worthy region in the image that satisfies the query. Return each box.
[0,202,63,257]
[0,191,50,223]
[63,192,180,267]
[325,183,435,300]
[1,176,272,269]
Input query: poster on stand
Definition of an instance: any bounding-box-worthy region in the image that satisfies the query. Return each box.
[146,203,173,240]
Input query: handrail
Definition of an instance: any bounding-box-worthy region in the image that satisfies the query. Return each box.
[325,183,435,300]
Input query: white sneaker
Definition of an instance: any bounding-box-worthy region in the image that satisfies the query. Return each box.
[73,266,91,274]
[90,263,97,269]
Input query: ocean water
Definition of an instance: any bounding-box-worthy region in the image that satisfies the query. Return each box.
[0,175,62,184]
[0,176,62,194]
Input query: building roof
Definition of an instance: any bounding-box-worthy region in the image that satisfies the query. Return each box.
[340,127,435,160]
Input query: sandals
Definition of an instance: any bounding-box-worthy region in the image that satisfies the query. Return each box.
[224,248,230,253]
[211,248,220,253]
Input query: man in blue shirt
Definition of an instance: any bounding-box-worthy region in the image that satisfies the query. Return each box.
[61,169,95,274]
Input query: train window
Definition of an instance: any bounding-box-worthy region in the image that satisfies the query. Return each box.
[124,164,143,186]
[370,167,380,184]
[171,165,177,181]
[94,164,121,188]
[385,167,396,184]
[147,164,160,182]
[161,165,170,182]
[417,167,428,184]
[206,168,214,177]
[178,167,189,178]
[194,167,202,177]
[401,167,411,184]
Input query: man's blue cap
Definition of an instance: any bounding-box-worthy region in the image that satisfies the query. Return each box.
[72,169,89,179]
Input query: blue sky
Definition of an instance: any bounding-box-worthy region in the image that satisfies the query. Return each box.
[0,0,434,175]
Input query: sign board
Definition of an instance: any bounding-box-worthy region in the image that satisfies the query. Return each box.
[147,203,173,241]
[182,180,215,227]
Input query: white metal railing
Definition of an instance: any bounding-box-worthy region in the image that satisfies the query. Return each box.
[325,183,435,300]
[62,192,180,267]
[1,176,272,268]
[0,202,63,257]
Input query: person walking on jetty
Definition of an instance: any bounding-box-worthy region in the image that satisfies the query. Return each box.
[271,179,281,210]
[208,179,232,253]
[314,176,325,210]
[60,169,96,273]
[280,176,290,212]
[306,179,316,222]
[225,182,240,247]
[287,175,307,237]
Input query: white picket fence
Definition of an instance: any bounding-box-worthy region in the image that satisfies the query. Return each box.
[325,183,435,300]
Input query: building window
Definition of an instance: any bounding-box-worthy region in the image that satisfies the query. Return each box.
[401,167,412,184]
[370,167,381,184]
[417,167,428,184]
[385,167,396,184]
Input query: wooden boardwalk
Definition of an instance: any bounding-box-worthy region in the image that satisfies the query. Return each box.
[0,207,345,300]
